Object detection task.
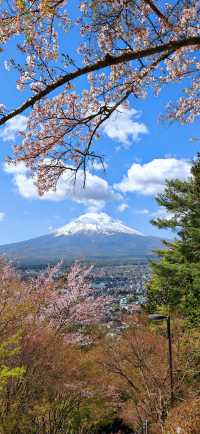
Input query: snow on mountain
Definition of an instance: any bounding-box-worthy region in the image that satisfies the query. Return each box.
[0,212,162,266]
[54,212,143,237]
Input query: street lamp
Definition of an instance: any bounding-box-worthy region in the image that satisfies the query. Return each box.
[148,314,174,406]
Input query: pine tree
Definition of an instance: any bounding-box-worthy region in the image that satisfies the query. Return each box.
[147,154,200,326]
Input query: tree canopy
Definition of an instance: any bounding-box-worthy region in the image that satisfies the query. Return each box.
[0,1,200,192]
[147,154,200,326]
[0,256,200,432]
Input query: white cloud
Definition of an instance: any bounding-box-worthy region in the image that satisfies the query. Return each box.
[0,212,5,221]
[91,160,108,171]
[150,207,173,220]
[0,115,27,141]
[102,106,148,147]
[135,208,149,215]
[4,162,120,208]
[4,161,28,174]
[117,203,129,212]
[116,158,191,196]
[86,201,106,213]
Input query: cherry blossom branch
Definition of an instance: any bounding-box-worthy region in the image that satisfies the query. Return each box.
[144,0,174,29]
[1,35,200,126]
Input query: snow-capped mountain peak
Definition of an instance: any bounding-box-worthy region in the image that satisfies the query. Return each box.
[54,212,143,237]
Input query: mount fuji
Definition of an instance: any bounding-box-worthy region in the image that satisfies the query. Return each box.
[0,212,163,266]
[54,212,143,237]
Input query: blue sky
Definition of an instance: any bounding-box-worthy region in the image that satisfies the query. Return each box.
[0,24,199,244]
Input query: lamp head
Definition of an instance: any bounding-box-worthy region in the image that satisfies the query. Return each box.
[149,314,168,321]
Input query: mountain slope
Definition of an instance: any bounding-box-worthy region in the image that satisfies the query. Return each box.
[0,212,163,266]
[54,212,143,236]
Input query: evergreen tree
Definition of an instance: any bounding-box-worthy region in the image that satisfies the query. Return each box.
[147,154,200,326]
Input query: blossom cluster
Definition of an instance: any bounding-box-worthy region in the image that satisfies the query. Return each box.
[0,258,109,342]
[0,1,200,191]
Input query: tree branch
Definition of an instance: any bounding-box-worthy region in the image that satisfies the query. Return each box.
[144,0,174,28]
[1,35,200,125]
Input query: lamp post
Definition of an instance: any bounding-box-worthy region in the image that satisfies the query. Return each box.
[148,314,174,407]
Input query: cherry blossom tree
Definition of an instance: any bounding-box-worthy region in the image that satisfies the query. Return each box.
[18,260,108,339]
[0,257,113,431]
[0,257,108,341]
[0,1,200,191]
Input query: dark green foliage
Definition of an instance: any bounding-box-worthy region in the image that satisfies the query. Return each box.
[147,154,200,326]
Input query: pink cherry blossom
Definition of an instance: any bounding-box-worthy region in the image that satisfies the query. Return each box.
[0,1,199,191]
